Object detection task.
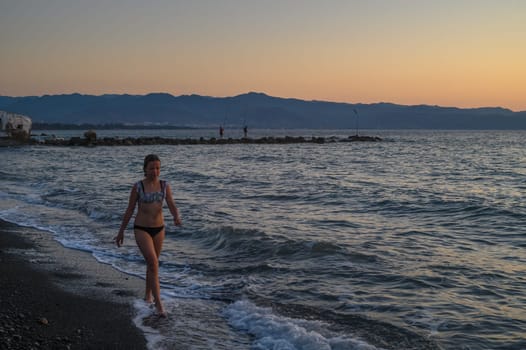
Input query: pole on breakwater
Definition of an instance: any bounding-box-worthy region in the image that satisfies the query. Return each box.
[353,109,359,136]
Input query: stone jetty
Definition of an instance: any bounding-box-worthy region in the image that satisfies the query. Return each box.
[29,134,382,147]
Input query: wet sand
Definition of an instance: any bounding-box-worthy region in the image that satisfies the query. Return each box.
[0,219,147,349]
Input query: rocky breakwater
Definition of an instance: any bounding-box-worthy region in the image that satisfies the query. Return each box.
[32,133,382,147]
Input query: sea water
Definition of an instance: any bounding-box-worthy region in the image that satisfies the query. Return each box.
[1,129,524,350]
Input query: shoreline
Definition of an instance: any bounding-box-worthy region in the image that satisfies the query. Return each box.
[0,219,147,349]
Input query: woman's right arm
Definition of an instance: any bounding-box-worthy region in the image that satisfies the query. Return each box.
[114,184,138,247]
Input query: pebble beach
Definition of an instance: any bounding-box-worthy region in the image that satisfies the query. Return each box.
[0,219,147,350]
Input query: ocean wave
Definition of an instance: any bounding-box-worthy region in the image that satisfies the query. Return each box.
[182,226,379,267]
[224,300,381,350]
[371,195,526,223]
[224,299,444,350]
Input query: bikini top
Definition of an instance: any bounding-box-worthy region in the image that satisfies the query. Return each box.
[136,180,166,204]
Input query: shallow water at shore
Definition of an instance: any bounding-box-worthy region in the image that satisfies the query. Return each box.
[1,129,525,349]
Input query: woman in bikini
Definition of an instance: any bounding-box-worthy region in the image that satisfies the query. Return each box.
[114,154,182,316]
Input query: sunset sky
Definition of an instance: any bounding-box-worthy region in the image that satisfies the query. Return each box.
[1,0,525,111]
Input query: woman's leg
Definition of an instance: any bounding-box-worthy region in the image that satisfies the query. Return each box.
[147,230,165,304]
[135,229,166,315]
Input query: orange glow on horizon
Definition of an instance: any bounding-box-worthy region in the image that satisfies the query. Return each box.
[0,1,525,112]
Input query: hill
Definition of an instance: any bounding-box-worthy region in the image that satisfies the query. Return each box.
[1,92,525,129]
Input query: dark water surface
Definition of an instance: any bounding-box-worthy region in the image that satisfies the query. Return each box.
[1,130,524,349]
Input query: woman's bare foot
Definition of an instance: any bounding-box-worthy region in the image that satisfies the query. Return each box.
[155,301,166,317]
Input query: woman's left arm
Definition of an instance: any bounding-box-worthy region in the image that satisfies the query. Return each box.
[165,183,182,226]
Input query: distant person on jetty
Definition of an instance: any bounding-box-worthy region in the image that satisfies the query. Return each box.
[243,125,248,138]
[114,154,182,317]
[219,125,224,138]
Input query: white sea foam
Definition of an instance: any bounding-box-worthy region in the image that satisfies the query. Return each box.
[132,299,165,350]
[223,300,381,350]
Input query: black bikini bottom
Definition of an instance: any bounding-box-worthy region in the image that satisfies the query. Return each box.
[134,225,165,238]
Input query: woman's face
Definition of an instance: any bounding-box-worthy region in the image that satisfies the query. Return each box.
[144,160,161,179]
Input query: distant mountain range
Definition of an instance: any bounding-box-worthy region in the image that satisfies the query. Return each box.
[1,92,525,129]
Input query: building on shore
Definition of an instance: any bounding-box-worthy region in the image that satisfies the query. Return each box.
[0,111,32,141]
